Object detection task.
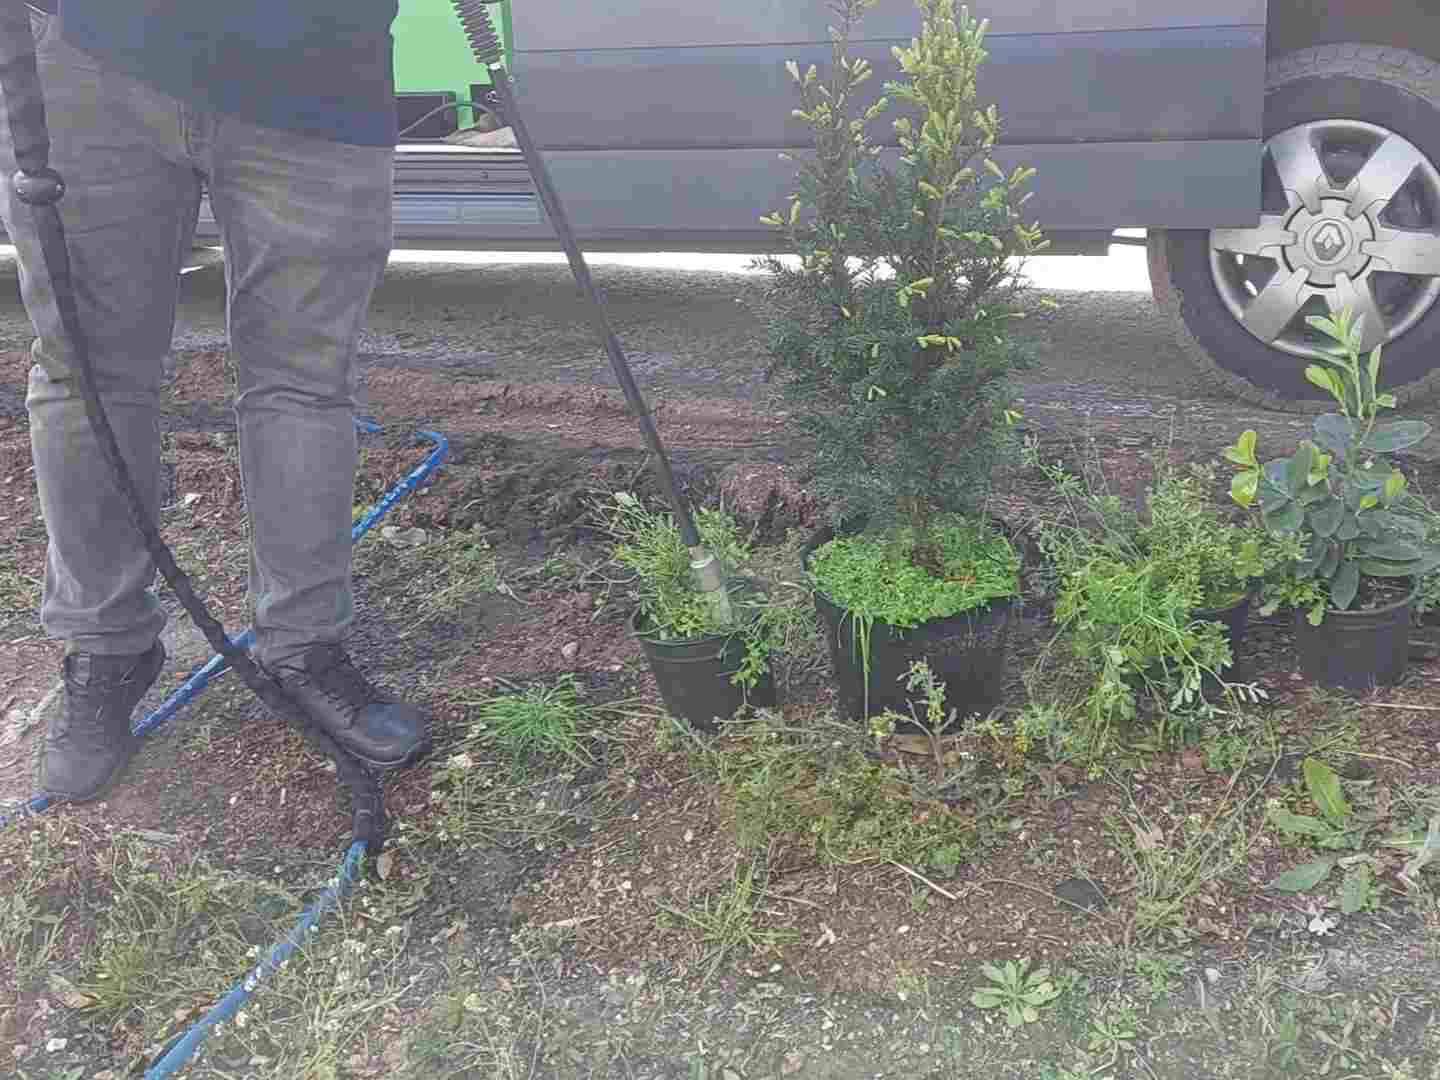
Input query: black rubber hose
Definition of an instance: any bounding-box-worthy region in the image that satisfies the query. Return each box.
[0,2,384,851]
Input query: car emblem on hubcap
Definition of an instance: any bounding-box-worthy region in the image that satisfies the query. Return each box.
[1310,221,1348,264]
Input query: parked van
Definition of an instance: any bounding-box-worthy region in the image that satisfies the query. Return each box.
[210,0,1440,407]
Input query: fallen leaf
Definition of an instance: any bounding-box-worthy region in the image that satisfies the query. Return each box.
[376,851,395,881]
[893,734,934,756]
[50,975,96,1011]
[1132,823,1164,851]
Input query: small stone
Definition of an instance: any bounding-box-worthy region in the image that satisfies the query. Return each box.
[45,1038,67,1053]
[782,1053,805,1076]
[560,641,579,661]
[1205,967,1221,984]
[1054,877,1109,912]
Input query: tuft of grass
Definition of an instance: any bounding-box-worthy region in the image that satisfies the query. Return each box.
[655,858,798,984]
[0,817,75,990]
[0,563,40,613]
[684,701,1009,876]
[422,680,623,853]
[76,835,300,1027]
[1108,757,1272,943]
[460,676,592,768]
[419,525,504,623]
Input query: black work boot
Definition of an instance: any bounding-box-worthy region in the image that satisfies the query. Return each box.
[39,642,166,802]
[268,644,429,771]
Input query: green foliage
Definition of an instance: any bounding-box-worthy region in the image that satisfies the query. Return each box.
[1028,449,1275,755]
[695,706,1007,874]
[1224,310,1440,624]
[1266,757,1384,913]
[970,958,1062,1028]
[467,675,591,768]
[603,492,779,688]
[757,0,1042,552]
[808,514,1020,627]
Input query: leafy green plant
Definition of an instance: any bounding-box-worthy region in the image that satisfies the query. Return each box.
[695,701,1004,873]
[603,491,780,688]
[810,517,1021,628]
[1027,448,1276,754]
[467,675,592,767]
[654,859,798,985]
[758,0,1041,593]
[1267,757,1383,913]
[970,958,1062,1028]
[1224,309,1440,625]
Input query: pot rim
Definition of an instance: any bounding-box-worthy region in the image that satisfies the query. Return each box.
[628,606,752,647]
[1193,588,1254,619]
[1304,577,1418,620]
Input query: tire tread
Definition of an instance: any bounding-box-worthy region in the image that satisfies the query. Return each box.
[1152,43,1440,412]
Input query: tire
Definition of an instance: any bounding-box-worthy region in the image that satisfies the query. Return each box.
[1150,44,1440,411]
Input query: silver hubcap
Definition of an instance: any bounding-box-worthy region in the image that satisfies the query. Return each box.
[1209,119,1440,360]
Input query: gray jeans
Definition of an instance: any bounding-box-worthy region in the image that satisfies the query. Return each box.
[2,10,393,663]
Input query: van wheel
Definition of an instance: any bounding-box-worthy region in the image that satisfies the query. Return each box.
[1150,44,1440,410]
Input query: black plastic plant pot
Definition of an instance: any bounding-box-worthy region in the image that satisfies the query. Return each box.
[803,527,1014,727]
[1293,583,1416,693]
[1194,590,1254,683]
[630,611,776,734]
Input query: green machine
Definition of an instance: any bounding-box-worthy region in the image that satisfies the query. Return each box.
[391,0,513,138]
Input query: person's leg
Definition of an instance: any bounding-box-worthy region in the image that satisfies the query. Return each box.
[205,114,426,769]
[1,10,200,797]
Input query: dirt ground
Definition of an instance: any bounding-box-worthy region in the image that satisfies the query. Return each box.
[6,258,1440,1078]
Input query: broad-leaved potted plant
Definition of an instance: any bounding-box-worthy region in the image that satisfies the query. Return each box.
[1224,310,1440,691]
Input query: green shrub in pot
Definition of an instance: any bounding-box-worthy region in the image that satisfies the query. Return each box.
[1223,310,1440,626]
[604,492,780,694]
[755,0,1042,717]
[1027,448,1279,751]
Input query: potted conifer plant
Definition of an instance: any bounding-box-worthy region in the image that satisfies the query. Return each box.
[757,0,1043,723]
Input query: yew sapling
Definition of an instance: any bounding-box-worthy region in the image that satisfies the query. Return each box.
[1223,310,1440,624]
[758,0,1043,584]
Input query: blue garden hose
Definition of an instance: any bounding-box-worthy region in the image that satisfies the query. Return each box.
[0,425,449,832]
[144,841,369,1078]
[0,425,447,1078]
[0,7,457,1074]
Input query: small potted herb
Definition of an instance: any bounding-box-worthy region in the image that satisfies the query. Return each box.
[605,492,778,731]
[758,0,1042,722]
[1224,310,1440,691]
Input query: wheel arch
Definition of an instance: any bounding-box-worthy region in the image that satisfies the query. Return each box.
[1268,1,1440,64]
